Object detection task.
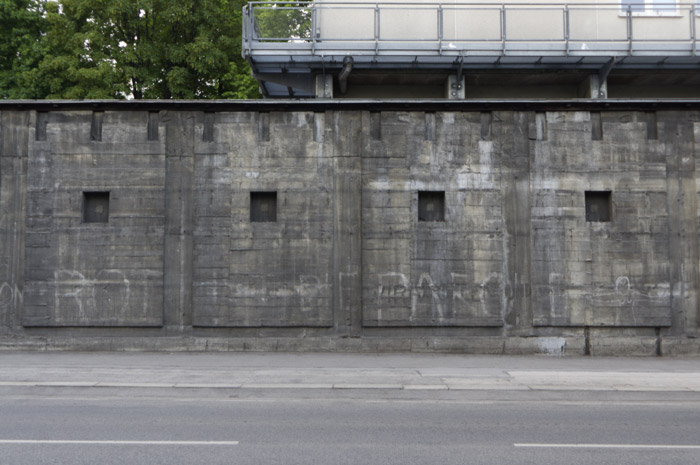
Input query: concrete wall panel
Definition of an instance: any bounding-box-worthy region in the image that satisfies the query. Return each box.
[0,111,29,332]
[362,112,505,327]
[192,112,334,327]
[22,111,165,327]
[531,111,672,327]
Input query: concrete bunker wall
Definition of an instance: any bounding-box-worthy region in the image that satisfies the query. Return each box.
[1,105,699,354]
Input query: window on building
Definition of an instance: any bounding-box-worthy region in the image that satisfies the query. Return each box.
[418,191,445,222]
[83,192,110,223]
[585,191,612,223]
[250,192,277,222]
[620,0,676,14]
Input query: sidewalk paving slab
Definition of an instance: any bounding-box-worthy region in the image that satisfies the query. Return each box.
[1,352,700,393]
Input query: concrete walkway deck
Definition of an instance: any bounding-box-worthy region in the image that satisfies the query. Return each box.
[1,352,699,392]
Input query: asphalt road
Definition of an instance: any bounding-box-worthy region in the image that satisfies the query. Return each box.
[1,392,699,465]
[2,352,699,464]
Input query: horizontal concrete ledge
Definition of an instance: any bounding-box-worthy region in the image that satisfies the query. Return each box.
[1,98,699,112]
[0,336,569,355]
[0,336,698,357]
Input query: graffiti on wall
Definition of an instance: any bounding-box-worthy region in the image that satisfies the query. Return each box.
[54,269,130,320]
[231,274,330,311]
[543,274,671,325]
[376,271,501,321]
[592,276,670,307]
[0,282,23,309]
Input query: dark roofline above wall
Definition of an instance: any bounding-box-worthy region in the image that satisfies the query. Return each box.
[1,99,699,112]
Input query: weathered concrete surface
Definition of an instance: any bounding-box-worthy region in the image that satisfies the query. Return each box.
[22,111,165,327]
[531,111,673,328]
[192,111,334,327]
[362,111,504,327]
[1,101,700,354]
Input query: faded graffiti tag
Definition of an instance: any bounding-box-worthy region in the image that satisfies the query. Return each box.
[377,272,501,321]
[54,269,130,320]
[0,282,23,308]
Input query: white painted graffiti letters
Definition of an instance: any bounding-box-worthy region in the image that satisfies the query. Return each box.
[0,282,23,309]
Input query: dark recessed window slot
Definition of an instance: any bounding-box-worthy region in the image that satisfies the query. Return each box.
[83,192,110,223]
[585,191,611,222]
[418,191,445,222]
[250,192,277,222]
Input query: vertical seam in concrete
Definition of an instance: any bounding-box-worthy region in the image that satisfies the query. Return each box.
[178,113,191,328]
[359,114,364,338]
[526,112,535,330]
[162,111,195,330]
[694,120,700,333]
[330,112,338,332]
[6,112,29,331]
[662,113,691,335]
[688,117,700,334]
[360,110,370,332]
[358,222,363,334]
[161,112,174,329]
[161,114,168,329]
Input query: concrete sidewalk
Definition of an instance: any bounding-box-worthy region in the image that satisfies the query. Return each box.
[1,352,699,392]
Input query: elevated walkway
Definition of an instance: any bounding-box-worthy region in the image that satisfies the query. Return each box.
[243,2,700,97]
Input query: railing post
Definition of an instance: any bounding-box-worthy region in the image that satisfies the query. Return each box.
[250,4,256,39]
[564,5,570,56]
[692,5,697,56]
[501,5,506,56]
[244,4,254,55]
[311,5,317,55]
[242,5,247,55]
[438,4,443,55]
[375,3,380,56]
[627,5,633,55]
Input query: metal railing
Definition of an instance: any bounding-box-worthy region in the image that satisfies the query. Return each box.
[243,2,699,57]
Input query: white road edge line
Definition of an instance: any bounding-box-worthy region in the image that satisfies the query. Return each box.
[514,444,700,450]
[0,440,239,446]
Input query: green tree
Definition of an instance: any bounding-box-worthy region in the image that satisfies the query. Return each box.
[30,0,127,98]
[152,0,259,98]
[0,0,47,98]
[1,0,260,99]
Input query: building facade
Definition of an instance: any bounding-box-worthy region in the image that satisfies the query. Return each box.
[1,100,699,355]
[1,2,699,354]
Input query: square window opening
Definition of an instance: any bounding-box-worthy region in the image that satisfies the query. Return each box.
[418,191,445,222]
[250,192,277,222]
[83,192,110,223]
[585,191,612,223]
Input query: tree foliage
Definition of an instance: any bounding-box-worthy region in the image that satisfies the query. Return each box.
[0,0,47,98]
[0,0,260,99]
